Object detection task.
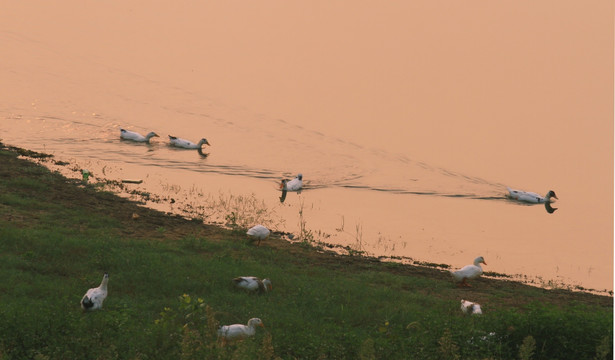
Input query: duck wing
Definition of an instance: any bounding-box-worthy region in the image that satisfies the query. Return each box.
[169,136,196,148]
[233,277,259,291]
[286,178,302,191]
[120,129,145,141]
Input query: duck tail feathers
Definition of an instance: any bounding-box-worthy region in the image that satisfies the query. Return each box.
[81,296,94,309]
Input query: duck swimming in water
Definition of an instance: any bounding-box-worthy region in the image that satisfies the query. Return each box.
[120,129,159,143]
[280,174,303,192]
[507,187,558,204]
[168,135,211,149]
[168,135,211,156]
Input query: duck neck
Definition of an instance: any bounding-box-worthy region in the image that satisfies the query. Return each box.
[99,276,108,291]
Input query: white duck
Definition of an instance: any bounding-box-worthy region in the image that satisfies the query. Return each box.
[233,276,273,293]
[80,273,109,310]
[460,299,483,315]
[120,129,159,143]
[280,174,303,192]
[218,318,264,345]
[168,135,210,149]
[246,224,270,246]
[451,256,486,287]
[507,187,558,204]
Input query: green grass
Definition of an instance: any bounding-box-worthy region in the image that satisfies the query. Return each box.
[0,145,612,359]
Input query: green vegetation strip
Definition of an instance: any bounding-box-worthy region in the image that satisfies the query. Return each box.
[0,144,611,359]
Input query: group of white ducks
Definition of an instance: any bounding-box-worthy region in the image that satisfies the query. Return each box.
[80,271,272,344]
[120,128,211,155]
[449,186,558,314]
[115,128,304,342]
[115,127,560,333]
[119,127,304,196]
[80,192,554,338]
[80,225,274,344]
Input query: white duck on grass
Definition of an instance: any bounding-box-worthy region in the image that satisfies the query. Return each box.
[120,129,159,143]
[451,256,486,287]
[80,273,109,311]
[460,299,483,315]
[246,224,270,246]
[233,276,272,293]
[218,318,264,345]
[507,187,558,204]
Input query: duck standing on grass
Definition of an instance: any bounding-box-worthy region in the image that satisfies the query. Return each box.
[233,276,272,294]
[246,224,270,246]
[120,129,159,143]
[80,273,109,310]
[451,256,486,287]
[218,318,264,345]
[460,299,483,315]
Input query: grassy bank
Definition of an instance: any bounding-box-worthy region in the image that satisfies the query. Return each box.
[0,143,611,359]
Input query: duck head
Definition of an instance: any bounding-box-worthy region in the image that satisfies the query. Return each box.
[100,272,109,289]
[546,190,558,201]
[262,279,273,291]
[145,132,159,140]
[248,318,265,328]
[474,256,487,266]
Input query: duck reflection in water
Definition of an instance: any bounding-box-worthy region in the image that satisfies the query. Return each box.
[279,185,287,203]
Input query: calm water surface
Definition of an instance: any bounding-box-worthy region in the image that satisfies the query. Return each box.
[1,1,612,292]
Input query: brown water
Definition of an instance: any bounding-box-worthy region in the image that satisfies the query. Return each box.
[1,1,612,292]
